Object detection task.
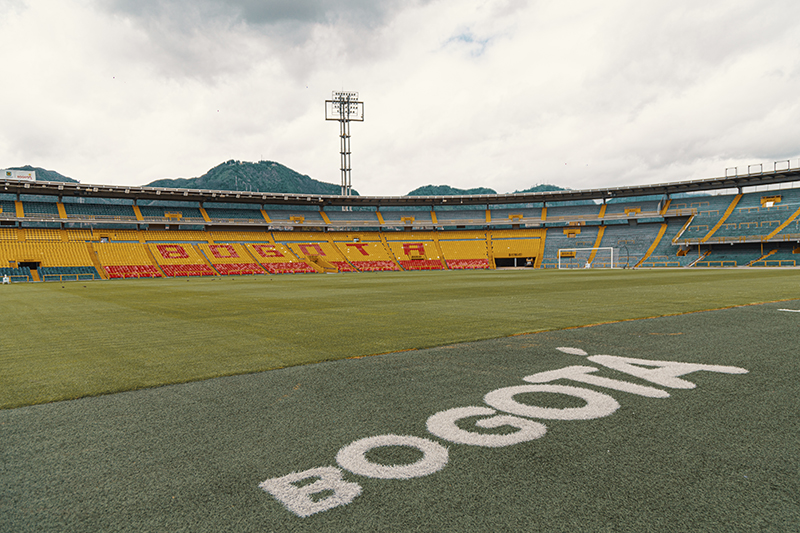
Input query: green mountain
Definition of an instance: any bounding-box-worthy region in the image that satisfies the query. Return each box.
[512,184,565,193]
[406,184,498,196]
[146,160,352,195]
[8,165,79,183]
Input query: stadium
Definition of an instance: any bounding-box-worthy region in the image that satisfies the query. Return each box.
[2,163,800,280]
[1,163,799,532]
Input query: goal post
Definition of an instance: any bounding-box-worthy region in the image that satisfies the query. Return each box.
[557,247,614,269]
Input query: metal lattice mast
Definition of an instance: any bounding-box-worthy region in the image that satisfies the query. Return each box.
[326,91,364,197]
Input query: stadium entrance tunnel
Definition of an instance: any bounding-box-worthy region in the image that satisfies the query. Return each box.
[494,257,535,268]
[18,261,40,271]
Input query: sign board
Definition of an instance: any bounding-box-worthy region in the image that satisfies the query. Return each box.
[3,169,36,181]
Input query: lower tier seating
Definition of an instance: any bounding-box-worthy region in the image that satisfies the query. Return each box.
[350,260,400,272]
[213,263,266,275]
[331,261,357,272]
[398,259,443,271]
[39,266,101,281]
[160,264,215,276]
[261,262,316,274]
[446,259,490,269]
[105,265,163,279]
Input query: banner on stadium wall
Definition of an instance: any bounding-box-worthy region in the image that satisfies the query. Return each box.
[3,169,36,181]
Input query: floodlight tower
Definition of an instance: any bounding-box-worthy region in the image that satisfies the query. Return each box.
[325,91,364,197]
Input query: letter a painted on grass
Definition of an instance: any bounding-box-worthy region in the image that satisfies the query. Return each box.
[523,366,670,398]
[587,356,748,389]
[259,466,361,518]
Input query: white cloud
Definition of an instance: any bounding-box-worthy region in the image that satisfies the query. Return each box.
[1,0,798,194]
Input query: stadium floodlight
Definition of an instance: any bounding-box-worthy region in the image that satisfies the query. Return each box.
[325,91,364,199]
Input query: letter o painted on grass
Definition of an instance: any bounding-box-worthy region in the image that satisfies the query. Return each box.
[336,434,448,479]
[484,384,619,420]
[427,406,547,447]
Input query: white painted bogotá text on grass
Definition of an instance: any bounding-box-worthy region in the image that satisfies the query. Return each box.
[260,349,747,517]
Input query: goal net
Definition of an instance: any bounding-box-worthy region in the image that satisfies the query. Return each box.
[557,247,614,269]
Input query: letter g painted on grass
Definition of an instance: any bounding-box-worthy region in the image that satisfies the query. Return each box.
[259,466,362,518]
[426,406,547,447]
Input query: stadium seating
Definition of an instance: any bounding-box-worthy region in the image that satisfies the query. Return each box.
[204,204,264,222]
[332,238,400,271]
[323,210,381,227]
[62,202,137,219]
[0,266,31,281]
[138,205,205,221]
[538,225,597,269]
[439,236,490,270]
[39,266,101,281]
[94,243,163,278]
[196,243,265,275]
[2,180,800,281]
[0,200,18,219]
[592,223,664,268]
[435,209,489,227]
[148,243,215,276]
[637,219,695,267]
[22,201,60,218]
[383,239,441,270]
[244,242,316,274]
[24,228,61,241]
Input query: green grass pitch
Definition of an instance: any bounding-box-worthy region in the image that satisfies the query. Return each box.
[1,268,799,409]
[1,269,799,531]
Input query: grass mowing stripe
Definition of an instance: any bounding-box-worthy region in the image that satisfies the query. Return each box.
[2,268,799,409]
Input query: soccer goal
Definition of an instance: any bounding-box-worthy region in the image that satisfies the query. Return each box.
[557,247,614,269]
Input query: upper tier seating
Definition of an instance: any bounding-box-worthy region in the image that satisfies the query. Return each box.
[204,206,264,221]
[435,209,488,226]
[0,200,17,218]
[380,210,433,226]
[546,203,602,221]
[22,201,60,218]
[138,206,205,221]
[323,210,380,225]
[489,208,542,223]
[63,203,137,219]
[673,194,738,243]
[264,210,325,224]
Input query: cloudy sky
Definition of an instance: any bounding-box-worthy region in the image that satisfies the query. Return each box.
[1,0,799,195]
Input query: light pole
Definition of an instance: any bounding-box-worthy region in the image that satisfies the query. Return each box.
[325,91,364,198]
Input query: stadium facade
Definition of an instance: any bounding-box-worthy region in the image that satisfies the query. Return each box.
[1,166,799,282]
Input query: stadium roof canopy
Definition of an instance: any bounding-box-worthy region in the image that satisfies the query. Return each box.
[2,168,799,208]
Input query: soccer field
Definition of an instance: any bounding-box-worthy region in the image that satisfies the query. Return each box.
[1,281,798,531]
[1,268,800,409]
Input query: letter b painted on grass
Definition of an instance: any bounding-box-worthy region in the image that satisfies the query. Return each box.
[259,466,361,518]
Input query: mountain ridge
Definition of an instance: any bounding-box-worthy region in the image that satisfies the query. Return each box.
[6,160,566,196]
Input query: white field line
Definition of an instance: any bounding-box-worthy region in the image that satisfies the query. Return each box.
[777,309,800,313]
